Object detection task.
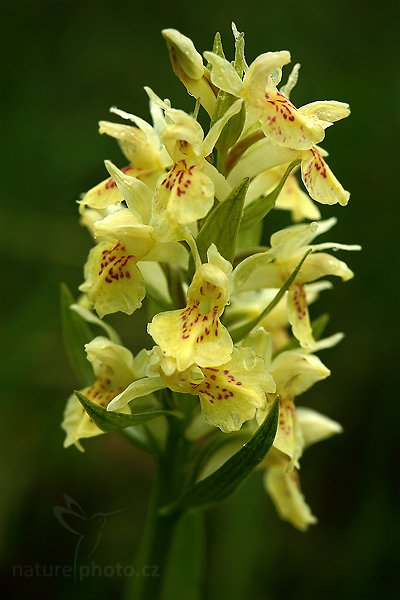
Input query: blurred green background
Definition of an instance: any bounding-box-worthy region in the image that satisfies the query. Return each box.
[1,0,398,598]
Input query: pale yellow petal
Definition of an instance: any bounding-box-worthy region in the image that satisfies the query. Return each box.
[148,303,233,371]
[81,168,139,209]
[301,148,350,206]
[228,138,299,187]
[296,407,343,449]
[198,347,275,432]
[275,173,321,222]
[271,349,330,397]
[259,90,325,150]
[279,63,301,99]
[287,282,315,349]
[293,251,355,282]
[264,465,317,531]
[203,51,243,96]
[93,208,155,258]
[99,121,164,173]
[162,29,205,80]
[107,376,166,412]
[154,160,214,224]
[298,101,350,125]
[62,393,101,451]
[104,161,153,223]
[244,51,291,103]
[80,241,145,317]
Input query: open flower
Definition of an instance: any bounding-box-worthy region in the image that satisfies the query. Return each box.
[107,345,275,433]
[204,50,349,152]
[263,408,343,531]
[241,327,342,529]
[246,164,321,222]
[79,162,188,318]
[226,281,332,351]
[228,138,350,207]
[62,337,137,451]
[234,218,360,348]
[148,245,233,371]
[79,100,170,210]
[148,89,241,228]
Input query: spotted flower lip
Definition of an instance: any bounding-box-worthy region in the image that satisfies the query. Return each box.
[62,337,137,451]
[108,346,275,434]
[148,90,242,227]
[204,49,349,152]
[147,245,234,371]
[79,160,188,318]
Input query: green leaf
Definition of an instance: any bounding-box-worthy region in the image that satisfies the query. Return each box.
[236,220,264,252]
[233,29,245,77]
[231,249,312,343]
[161,512,205,600]
[168,398,279,511]
[240,159,301,231]
[195,178,249,265]
[60,283,94,387]
[75,391,180,433]
[211,31,225,60]
[217,103,246,166]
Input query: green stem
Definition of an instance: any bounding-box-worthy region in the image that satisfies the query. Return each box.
[127,416,188,600]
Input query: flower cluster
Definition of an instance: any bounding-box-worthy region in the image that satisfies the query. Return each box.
[62,26,359,530]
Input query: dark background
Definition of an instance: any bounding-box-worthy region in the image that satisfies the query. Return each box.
[1,0,398,598]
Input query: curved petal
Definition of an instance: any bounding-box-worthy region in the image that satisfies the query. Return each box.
[107,376,166,412]
[287,282,315,349]
[296,407,343,449]
[271,349,330,397]
[104,161,153,223]
[203,51,243,96]
[293,251,355,282]
[298,101,350,126]
[80,241,145,318]
[154,160,214,224]
[264,464,317,531]
[301,148,350,206]
[259,90,325,151]
[197,347,275,432]
[148,303,233,371]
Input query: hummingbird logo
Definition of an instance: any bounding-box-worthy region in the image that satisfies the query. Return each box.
[53,494,124,579]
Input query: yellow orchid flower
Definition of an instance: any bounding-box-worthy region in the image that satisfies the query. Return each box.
[79,99,171,211]
[246,164,321,222]
[263,408,343,531]
[204,50,349,152]
[240,327,342,530]
[79,162,188,318]
[233,218,360,349]
[146,88,241,227]
[257,347,331,465]
[108,345,275,434]
[148,245,233,371]
[229,139,350,207]
[62,337,137,451]
[226,281,332,351]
